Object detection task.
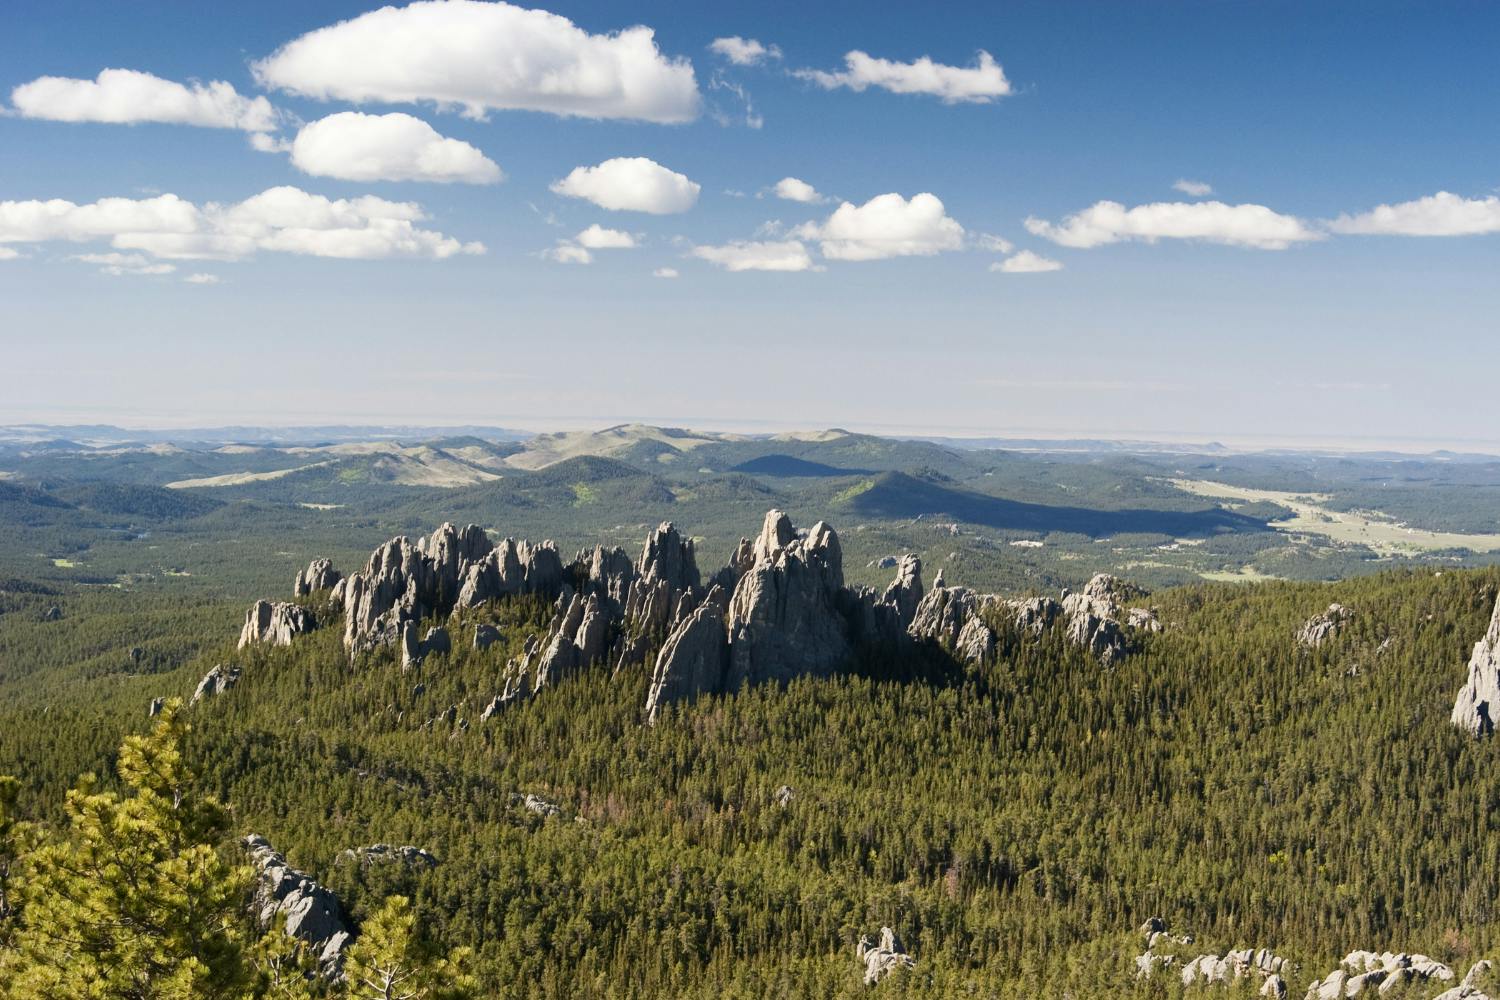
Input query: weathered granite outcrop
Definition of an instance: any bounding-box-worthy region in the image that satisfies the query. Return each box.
[499,591,614,703]
[644,512,871,721]
[857,927,915,985]
[1297,603,1354,649]
[401,624,451,671]
[645,599,729,723]
[338,523,568,652]
[243,834,352,979]
[1452,594,1500,736]
[338,844,438,869]
[881,554,924,629]
[1306,951,1455,998]
[294,558,341,598]
[622,522,700,634]
[238,600,316,649]
[191,663,240,704]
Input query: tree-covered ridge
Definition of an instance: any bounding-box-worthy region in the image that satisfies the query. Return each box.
[2,539,1500,996]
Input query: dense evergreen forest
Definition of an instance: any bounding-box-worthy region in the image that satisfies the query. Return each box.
[3,548,1499,996]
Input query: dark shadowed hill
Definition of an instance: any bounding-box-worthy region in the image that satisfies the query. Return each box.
[844,471,1272,538]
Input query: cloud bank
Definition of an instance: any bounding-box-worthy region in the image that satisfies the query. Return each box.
[1026,199,1320,250]
[0,187,483,261]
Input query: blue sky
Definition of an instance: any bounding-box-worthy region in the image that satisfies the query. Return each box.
[2,1,1497,449]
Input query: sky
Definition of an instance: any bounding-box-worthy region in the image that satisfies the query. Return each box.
[1,1,1498,450]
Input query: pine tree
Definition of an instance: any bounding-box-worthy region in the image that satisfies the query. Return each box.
[0,699,252,999]
[343,896,473,1000]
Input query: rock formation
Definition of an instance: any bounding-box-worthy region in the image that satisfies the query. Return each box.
[191,663,240,704]
[338,844,438,869]
[243,834,352,979]
[1307,951,1454,998]
[261,510,1163,727]
[857,927,915,985]
[645,599,728,723]
[238,600,316,648]
[473,623,502,650]
[1297,603,1354,648]
[401,623,451,671]
[1452,593,1500,736]
[294,558,341,598]
[645,511,872,721]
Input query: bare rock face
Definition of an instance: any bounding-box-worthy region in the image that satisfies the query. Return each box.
[238,600,316,649]
[881,554,924,629]
[242,834,352,979]
[1012,596,1061,636]
[341,524,565,652]
[342,536,439,651]
[1308,951,1455,997]
[857,927,915,985]
[294,558,342,598]
[584,545,635,606]
[1453,594,1500,736]
[725,511,851,690]
[908,582,981,649]
[499,592,614,704]
[1297,603,1354,648]
[955,616,996,665]
[645,599,729,722]
[401,624,451,671]
[191,663,241,704]
[623,522,699,634]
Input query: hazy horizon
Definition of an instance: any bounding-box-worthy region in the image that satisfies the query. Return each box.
[4,2,1498,453]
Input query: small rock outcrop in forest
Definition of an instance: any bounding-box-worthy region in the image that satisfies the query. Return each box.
[1452,593,1500,736]
[1307,951,1455,997]
[238,600,316,649]
[190,663,240,704]
[243,834,352,979]
[1296,603,1354,649]
[857,926,915,985]
[338,844,438,869]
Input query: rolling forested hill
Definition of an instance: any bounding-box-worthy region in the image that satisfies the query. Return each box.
[2,509,1499,997]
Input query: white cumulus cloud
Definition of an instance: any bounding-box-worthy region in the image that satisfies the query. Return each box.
[575,224,637,249]
[0,247,19,261]
[653,266,679,278]
[543,243,592,264]
[551,157,700,214]
[10,68,279,132]
[184,273,221,284]
[709,37,781,66]
[991,250,1062,273]
[0,187,483,261]
[691,239,814,272]
[976,233,1014,253]
[1025,200,1321,250]
[773,177,824,204]
[1328,191,1500,236]
[253,0,700,123]
[290,112,502,184]
[1173,179,1214,197]
[796,50,1011,103]
[793,192,965,261]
